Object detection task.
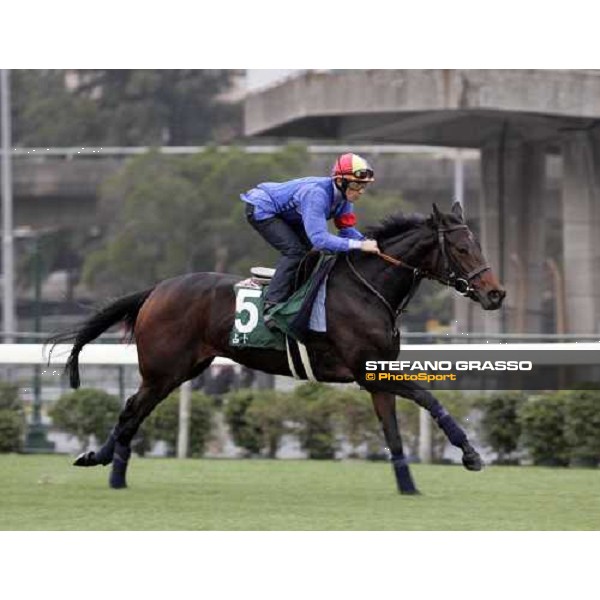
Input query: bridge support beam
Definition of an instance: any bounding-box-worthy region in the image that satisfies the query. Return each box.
[475,140,547,335]
[561,131,600,334]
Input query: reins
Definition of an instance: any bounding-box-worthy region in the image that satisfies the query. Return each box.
[345,223,491,330]
[377,252,415,270]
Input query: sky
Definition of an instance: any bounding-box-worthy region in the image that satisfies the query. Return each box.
[245,69,300,91]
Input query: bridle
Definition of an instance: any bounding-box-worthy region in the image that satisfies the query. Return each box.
[345,223,491,327]
[432,224,490,295]
[378,223,490,297]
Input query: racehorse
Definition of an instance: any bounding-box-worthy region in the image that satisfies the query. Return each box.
[49,202,505,493]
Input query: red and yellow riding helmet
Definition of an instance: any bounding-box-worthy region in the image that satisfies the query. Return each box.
[331,153,375,182]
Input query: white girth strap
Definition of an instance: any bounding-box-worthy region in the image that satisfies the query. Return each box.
[285,337,317,382]
[285,337,300,379]
[297,342,317,382]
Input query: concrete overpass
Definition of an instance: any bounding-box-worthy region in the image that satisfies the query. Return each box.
[245,70,600,335]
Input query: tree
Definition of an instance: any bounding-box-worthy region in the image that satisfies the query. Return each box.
[223,389,263,456]
[563,390,600,467]
[476,392,527,464]
[11,70,100,147]
[290,383,340,460]
[49,388,121,452]
[73,70,242,146]
[11,70,242,147]
[518,393,570,467]
[329,387,383,458]
[82,145,309,295]
[0,382,26,453]
[245,391,294,458]
[141,391,214,457]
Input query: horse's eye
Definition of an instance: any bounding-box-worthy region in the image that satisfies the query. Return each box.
[456,246,469,255]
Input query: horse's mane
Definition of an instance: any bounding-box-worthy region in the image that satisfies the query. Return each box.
[365,212,428,242]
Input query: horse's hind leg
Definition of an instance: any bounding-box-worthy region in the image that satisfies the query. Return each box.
[371,392,419,495]
[107,382,173,488]
[396,381,483,471]
[107,356,216,488]
[73,383,173,487]
[74,357,215,488]
[73,427,117,467]
[73,384,169,474]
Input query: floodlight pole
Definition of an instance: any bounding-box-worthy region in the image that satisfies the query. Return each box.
[1,69,15,343]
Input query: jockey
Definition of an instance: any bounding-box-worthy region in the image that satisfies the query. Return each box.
[241,152,381,326]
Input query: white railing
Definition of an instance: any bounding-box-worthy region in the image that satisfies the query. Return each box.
[0,145,479,159]
[4,342,599,460]
[0,343,235,366]
[1,342,596,367]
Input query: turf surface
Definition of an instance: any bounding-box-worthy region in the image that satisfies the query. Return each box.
[0,455,598,530]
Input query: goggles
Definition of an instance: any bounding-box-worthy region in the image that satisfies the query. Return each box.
[347,181,369,191]
[352,169,374,180]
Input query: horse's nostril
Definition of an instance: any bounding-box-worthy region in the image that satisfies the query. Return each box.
[488,290,505,304]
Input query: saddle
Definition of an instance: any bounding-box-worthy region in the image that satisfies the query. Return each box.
[249,251,324,290]
[231,252,336,350]
[249,267,275,285]
[264,252,336,343]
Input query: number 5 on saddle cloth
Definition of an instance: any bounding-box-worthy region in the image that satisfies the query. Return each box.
[229,254,336,351]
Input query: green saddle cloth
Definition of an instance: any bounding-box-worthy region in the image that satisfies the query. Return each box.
[229,277,313,351]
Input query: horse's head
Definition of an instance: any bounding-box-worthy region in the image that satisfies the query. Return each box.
[425,202,505,310]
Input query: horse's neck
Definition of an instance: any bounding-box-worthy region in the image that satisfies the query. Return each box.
[351,232,433,311]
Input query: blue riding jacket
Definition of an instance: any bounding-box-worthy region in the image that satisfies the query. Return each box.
[241,177,365,253]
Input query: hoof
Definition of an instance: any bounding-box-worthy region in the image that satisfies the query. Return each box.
[400,488,421,496]
[109,469,128,489]
[73,451,99,467]
[462,445,484,471]
[109,479,128,490]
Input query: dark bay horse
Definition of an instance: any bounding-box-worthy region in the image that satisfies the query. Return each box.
[50,202,505,493]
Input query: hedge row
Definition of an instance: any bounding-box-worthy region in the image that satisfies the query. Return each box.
[48,388,214,457]
[222,385,479,461]
[477,391,600,467]
[1,384,598,468]
[0,382,26,452]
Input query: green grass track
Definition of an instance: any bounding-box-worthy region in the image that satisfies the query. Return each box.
[0,455,598,530]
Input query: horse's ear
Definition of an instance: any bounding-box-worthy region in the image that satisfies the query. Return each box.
[432,203,442,224]
[451,201,464,221]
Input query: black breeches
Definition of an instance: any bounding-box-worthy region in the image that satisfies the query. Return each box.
[246,204,312,304]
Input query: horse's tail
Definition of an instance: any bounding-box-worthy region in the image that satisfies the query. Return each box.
[47,288,155,389]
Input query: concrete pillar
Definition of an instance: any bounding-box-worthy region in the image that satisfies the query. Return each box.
[453,150,470,337]
[561,131,600,334]
[476,140,547,334]
[506,143,546,334]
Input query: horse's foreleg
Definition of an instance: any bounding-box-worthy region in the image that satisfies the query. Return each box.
[395,381,483,471]
[371,392,419,495]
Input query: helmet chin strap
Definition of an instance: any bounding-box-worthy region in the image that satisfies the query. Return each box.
[334,177,349,198]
